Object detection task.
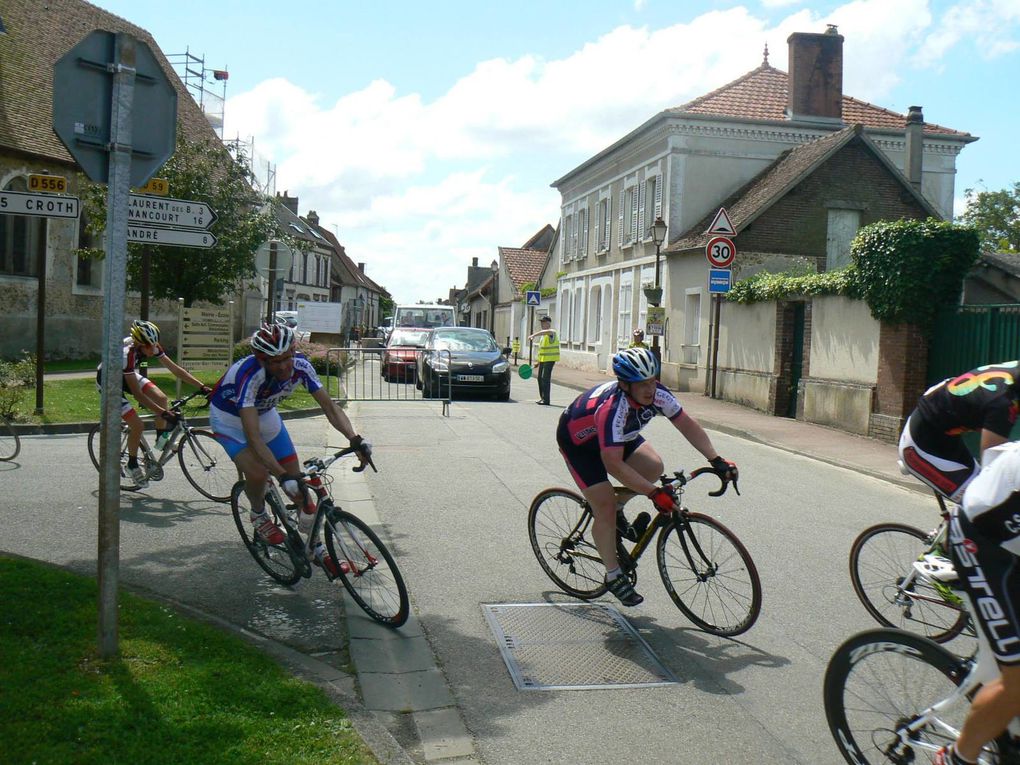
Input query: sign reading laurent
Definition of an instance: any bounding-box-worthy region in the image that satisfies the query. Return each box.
[127,194,217,229]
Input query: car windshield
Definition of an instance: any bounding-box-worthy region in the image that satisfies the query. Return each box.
[388,329,428,346]
[396,308,454,328]
[432,331,497,352]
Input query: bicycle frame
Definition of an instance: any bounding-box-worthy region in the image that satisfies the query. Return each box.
[888,496,964,613]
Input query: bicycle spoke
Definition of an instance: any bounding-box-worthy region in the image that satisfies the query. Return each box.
[179,429,237,502]
[528,489,607,599]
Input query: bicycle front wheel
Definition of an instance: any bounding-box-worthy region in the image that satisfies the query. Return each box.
[850,522,970,643]
[0,418,20,461]
[527,488,608,599]
[87,422,150,491]
[823,628,980,765]
[230,482,303,585]
[656,512,762,636]
[178,429,239,503]
[324,508,409,628]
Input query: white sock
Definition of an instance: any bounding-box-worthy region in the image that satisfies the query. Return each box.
[606,567,622,581]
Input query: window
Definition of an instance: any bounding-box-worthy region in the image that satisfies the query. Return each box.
[683,289,702,365]
[597,193,612,253]
[573,287,584,345]
[589,285,602,345]
[618,278,633,348]
[561,210,573,262]
[643,173,662,239]
[619,181,638,247]
[638,267,653,332]
[560,289,572,341]
[826,209,861,270]
[75,212,101,288]
[577,203,589,259]
[1,176,44,277]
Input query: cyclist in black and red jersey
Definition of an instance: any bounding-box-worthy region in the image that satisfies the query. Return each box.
[557,346,737,606]
[899,361,1020,502]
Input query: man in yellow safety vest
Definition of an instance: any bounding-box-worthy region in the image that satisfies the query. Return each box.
[528,315,560,405]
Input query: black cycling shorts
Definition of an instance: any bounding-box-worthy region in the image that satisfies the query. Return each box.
[556,415,644,490]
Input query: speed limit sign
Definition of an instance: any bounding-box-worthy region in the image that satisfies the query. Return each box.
[706,236,736,268]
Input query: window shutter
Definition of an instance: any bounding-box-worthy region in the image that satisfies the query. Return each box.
[561,213,569,263]
[618,188,625,247]
[604,195,612,251]
[581,205,589,257]
[630,187,638,243]
[637,179,646,240]
[654,174,663,220]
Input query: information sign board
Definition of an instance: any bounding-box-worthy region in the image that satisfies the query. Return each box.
[709,269,732,293]
[646,306,665,336]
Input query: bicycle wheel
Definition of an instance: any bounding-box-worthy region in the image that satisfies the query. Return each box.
[230,482,303,585]
[823,628,988,765]
[324,508,409,628]
[178,429,239,503]
[87,422,151,491]
[656,511,762,636]
[0,418,20,461]
[850,522,970,643]
[527,488,608,599]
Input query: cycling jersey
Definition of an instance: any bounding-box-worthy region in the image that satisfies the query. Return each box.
[916,361,1020,437]
[209,354,322,416]
[560,380,683,450]
[95,337,165,393]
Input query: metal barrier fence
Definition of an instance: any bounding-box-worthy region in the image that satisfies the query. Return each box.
[325,346,451,416]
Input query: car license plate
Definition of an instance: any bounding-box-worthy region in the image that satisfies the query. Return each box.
[457,374,484,382]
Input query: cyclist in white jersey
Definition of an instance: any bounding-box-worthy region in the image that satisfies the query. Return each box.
[209,323,370,575]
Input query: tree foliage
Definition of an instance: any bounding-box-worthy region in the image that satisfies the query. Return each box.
[79,132,277,306]
[958,181,1020,253]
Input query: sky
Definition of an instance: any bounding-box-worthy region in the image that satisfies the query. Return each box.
[89,0,1020,305]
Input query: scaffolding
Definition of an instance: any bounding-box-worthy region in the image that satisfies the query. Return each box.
[224,136,277,197]
[167,48,227,137]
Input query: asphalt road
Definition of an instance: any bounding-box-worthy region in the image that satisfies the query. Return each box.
[1,372,944,764]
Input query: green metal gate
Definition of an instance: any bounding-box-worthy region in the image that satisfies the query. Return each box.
[927,304,1020,385]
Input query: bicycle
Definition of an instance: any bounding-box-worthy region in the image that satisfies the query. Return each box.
[528,467,761,637]
[824,557,1018,765]
[87,391,239,501]
[230,445,410,628]
[0,416,20,462]
[849,492,974,643]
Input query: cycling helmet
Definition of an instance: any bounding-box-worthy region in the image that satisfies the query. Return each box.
[130,319,160,345]
[612,346,659,382]
[251,322,295,357]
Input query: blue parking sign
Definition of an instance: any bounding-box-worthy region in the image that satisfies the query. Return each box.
[709,269,731,293]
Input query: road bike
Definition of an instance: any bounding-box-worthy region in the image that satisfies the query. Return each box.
[230,445,409,628]
[825,557,1019,765]
[87,391,239,501]
[528,467,761,637]
[0,416,20,461]
[849,492,974,643]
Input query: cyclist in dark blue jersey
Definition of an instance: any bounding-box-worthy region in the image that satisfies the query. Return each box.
[557,347,737,606]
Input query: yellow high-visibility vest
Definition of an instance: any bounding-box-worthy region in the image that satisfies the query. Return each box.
[538,332,560,362]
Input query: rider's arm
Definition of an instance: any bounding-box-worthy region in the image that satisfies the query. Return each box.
[124,371,168,417]
[672,410,720,461]
[310,388,358,441]
[602,445,659,495]
[158,353,206,390]
[239,406,288,478]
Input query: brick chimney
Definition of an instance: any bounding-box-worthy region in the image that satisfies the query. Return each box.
[472,257,479,267]
[276,190,299,214]
[787,26,844,125]
[306,210,320,226]
[357,262,365,273]
[904,106,924,192]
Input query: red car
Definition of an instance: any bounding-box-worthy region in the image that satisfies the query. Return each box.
[381,328,429,382]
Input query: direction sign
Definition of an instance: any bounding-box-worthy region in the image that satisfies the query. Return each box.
[709,269,732,293]
[128,194,216,229]
[706,236,737,268]
[526,290,541,306]
[706,207,736,236]
[127,225,216,248]
[0,190,80,219]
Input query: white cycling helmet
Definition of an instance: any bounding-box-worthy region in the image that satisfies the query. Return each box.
[130,319,160,345]
[250,322,295,357]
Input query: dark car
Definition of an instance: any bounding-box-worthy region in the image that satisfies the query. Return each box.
[381,328,428,382]
[415,327,511,401]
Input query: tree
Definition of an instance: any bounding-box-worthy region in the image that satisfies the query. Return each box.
[80,132,278,306]
[959,181,1020,253]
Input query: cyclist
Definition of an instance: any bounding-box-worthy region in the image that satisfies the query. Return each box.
[209,322,370,576]
[556,346,737,606]
[935,440,1020,765]
[899,361,1020,503]
[96,319,211,488]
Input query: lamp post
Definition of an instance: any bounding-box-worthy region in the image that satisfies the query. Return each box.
[490,259,499,335]
[644,216,668,357]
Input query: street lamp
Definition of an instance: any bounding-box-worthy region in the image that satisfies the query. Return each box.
[645,216,668,357]
[490,259,499,335]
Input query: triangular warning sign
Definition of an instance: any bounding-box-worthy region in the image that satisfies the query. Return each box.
[706,207,736,236]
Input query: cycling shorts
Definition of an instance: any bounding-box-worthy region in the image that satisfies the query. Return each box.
[949,511,1020,664]
[210,406,297,464]
[96,373,158,420]
[556,413,644,490]
[899,411,978,503]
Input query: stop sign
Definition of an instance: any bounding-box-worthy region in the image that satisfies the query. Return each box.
[52,30,177,187]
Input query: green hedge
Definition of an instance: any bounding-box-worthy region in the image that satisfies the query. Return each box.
[231,340,346,375]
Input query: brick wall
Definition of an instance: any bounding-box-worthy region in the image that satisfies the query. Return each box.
[869,322,928,442]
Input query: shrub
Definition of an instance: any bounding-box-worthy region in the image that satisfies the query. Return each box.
[727,265,862,304]
[0,353,36,420]
[231,340,345,376]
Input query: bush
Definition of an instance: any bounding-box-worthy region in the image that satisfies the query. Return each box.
[231,340,345,376]
[0,353,36,420]
[727,265,862,304]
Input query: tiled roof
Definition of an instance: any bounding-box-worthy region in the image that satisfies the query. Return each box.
[0,0,220,164]
[499,247,548,295]
[668,124,939,252]
[670,63,969,138]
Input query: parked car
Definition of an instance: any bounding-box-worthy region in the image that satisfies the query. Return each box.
[415,327,511,401]
[381,328,428,382]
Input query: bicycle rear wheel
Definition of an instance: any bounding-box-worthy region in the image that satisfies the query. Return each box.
[324,508,409,628]
[527,488,608,599]
[230,482,303,585]
[823,629,983,765]
[850,522,970,643]
[656,512,762,636]
[87,422,151,491]
[0,418,20,461]
[178,429,239,503]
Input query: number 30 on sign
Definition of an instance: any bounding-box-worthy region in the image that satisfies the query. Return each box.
[706,236,736,268]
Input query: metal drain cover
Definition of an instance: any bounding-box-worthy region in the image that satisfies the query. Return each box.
[482,603,678,691]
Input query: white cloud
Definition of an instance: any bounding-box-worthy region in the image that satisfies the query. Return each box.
[761,0,804,7]
[915,0,1020,69]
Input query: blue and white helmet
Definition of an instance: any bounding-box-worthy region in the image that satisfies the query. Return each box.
[612,347,659,382]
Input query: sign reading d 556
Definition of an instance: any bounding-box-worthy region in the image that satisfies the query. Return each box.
[28,174,68,194]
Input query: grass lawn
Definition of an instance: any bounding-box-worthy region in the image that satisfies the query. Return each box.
[0,556,375,765]
[10,372,343,425]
